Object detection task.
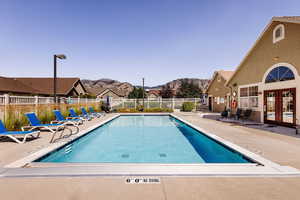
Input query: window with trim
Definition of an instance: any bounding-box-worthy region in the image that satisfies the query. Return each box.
[273,24,285,43]
[239,86,258,108]
[265,66,295,83]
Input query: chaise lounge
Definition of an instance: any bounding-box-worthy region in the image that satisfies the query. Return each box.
[24,112,71,143]
[89,107,104,118]
[81,107,96,119]
[53,110,83,126]
[69,108,92,121]
[0,120,40,144]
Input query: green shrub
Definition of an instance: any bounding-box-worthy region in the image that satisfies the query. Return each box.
[181,102,195,112]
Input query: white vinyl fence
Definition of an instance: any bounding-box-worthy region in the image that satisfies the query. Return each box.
[104,98,205,110]
[0,94,98,105]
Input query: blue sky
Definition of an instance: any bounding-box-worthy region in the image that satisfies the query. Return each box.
[1,0,299,86]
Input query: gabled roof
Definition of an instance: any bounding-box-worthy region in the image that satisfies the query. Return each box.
[0,77,39,94]
[90,87,126,97]
[14,77,81,95]
[0,77,83,95]
[206,70,234,93]
[226,16,300,86]
[147,90,161,97]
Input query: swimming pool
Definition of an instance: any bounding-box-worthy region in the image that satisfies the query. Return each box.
[36,115,253,164]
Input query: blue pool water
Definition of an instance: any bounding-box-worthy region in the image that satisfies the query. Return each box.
[37,115,253,163]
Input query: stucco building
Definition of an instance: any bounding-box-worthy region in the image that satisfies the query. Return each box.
[206,70,234,112]
[226,16,300,126]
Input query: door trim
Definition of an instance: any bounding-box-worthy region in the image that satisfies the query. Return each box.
[264,88,296,127]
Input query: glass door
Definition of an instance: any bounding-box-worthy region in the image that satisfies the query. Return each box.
[265,91,276,122]
[282,89,295,124]
[264,88,296,126]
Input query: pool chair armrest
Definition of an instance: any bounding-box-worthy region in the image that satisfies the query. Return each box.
[51,120,63,124]
[21,126,38,131]
[66,117,79,120]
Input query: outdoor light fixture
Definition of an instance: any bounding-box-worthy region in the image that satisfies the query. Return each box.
[56,54,67,59]
[53,54,67,103]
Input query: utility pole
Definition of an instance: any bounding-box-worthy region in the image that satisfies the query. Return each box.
[142,78,145,109]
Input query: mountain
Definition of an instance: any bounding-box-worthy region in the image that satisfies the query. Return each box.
[162,78,210,92]
[82,78,134,96]
[82,78,210,97]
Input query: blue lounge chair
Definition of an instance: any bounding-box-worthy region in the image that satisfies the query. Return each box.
[24,112,71,143]
[0,120,40,144]
[69,108,91,121]
[89,107,104,118]
[53,110,83,126]
[81,107,95,119]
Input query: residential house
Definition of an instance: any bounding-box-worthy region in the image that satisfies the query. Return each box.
[89,87,126,99]
[147,90,161,99]
[226,16,300,126]
[206,70,234,112]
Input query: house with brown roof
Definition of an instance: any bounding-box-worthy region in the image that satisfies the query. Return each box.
[0,77,87,97]
[226,16,300,126]
[88,87,126,99]
[206,70,234,112]
[147,90,161,99]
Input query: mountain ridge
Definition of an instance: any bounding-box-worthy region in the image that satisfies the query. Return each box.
[82,78,210,96]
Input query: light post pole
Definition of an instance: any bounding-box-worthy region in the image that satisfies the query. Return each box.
[53,54,66,103]
[142,78,145,109]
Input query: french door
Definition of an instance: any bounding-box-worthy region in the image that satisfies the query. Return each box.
[264,88,296,126]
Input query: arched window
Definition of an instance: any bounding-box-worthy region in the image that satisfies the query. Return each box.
[265,66,295,83]
[273,24,285,43]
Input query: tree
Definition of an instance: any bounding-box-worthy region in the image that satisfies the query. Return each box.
[161,86,174,98]
[176,80,202,98]
[128,87,146,99]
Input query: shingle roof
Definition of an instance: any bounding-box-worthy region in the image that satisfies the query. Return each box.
[88,87,126,97]
[205,70,234,93]
[0,77,81,95]
[218,70,234,81]
[0,77,39,94]
[272,16,300,24]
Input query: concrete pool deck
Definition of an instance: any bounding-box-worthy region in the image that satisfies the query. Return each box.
[0,112,300,199]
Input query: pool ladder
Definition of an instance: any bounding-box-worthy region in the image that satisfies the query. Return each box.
[64,144,72,154]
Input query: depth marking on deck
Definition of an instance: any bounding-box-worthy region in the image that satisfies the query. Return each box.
[125,177,161,184]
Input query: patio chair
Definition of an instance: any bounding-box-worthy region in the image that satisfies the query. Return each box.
[81,107,95,119]
[24,112,72,143]
[69,108,92,121]
[52,110,83,134]
[0,120,40,144]
[235,108,243,120]
[241,109,252,121]
[88,107,104,118]
[53,110,83,126]
[295,125,299,135]
[220,108,229,118]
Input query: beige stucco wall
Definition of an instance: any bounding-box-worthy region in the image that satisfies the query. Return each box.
[228,22,300,124]
[207,73,230,112]
[74,83,86,95]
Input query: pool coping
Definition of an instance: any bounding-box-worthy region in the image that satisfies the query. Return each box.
[2,113,300,177]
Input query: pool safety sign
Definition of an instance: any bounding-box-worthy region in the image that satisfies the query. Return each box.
[125,177,161,184]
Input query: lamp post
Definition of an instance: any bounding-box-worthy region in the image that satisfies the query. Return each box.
[53,54,66,103]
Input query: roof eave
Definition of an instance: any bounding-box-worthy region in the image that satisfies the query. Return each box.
[226,17,300,87]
